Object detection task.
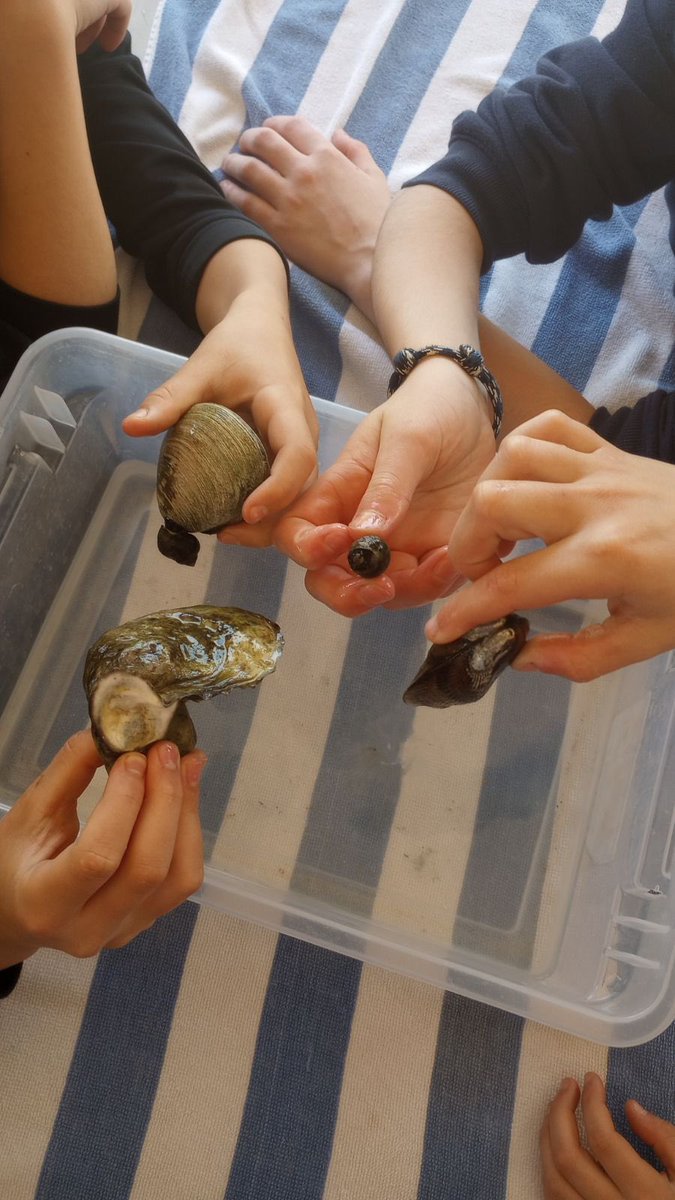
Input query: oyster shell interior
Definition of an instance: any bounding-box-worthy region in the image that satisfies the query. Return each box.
[84,605,283,767]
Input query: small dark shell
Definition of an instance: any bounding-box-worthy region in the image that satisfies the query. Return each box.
[347,535,391,578]
[156,403,270,566]
[403,614,529,708]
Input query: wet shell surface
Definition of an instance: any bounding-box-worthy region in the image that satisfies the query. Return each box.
[156,403,270,565]
[83,604,283,768]
[403,614,529,708]
[347,535,391,578]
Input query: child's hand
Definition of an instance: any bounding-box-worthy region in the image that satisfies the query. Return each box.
[272,356,494,616]
[220,115,390,321]
[70,1,133,52]
[0,731,206,969]
[124,263,319,546]
[427,410,675,681]
[541,1072,675,1198]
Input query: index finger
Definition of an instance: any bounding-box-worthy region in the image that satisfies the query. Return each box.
[25,730,102,818]
[262,115,331,154]
[26,753,148,920]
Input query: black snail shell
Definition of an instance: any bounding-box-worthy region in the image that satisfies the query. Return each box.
[403,614,530,708]
[156,403,270,566]
[347,535,391,578]
[83,605,283,769]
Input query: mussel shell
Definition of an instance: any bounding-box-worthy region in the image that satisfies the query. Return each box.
[156,403,270,563]
[403,614,529,708]
[84,604,284,767]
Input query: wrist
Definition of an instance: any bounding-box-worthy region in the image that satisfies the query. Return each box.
[195,239,289,332]
[388,344,502,437]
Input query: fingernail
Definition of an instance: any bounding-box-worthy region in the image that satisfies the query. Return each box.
[425,617,439,638]
[247,506,268,525]
[159,742,179,769]
[355,511,387,531]
[128,406,151,420]
[629,1100,647,1117]
[125,753,147,777]
[185,752,207,787]
[360,582,393,606]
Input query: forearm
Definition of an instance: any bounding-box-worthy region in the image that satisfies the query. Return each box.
[0,0,117,304]
[194,239,290,333]
[372,186,482,353]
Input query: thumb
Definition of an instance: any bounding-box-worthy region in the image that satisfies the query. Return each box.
[332,128,384,178]
[350,427,428,537]
[626,1101,675,1179]
[122,361,209,437]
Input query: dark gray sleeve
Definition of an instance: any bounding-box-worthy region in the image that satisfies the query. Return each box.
[78,37,288,330]
[405,0,675,271]
[590,389,675,462]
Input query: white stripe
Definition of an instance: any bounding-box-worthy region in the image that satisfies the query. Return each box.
[178,0,287,166]
[130,908,279,1199]
[324,965,444,1200]
[0,955,96,1200]
[506,1021,608,1199]
[208,561,352,886]
[299,0,407,133]
[389,0,537,191]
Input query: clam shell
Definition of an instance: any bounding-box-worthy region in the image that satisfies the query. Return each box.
[84,604,283,767]
[403,614,529,707]
[156,403,270,564]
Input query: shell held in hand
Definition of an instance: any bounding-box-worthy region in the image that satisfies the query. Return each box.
[403,614,529,707]
[83,605,284,769]
[156,403,270,565]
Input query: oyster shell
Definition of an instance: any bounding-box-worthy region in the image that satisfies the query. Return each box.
[156,403,270,565]
[403,614,529,707]
[83,605,283,768]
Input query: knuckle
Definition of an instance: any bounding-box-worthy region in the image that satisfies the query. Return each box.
[128,861,169,893]
[498,432,530,471]
[75,846,121,883]
[471,478,506,518]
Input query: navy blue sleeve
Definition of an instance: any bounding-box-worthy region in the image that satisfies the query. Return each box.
[406,0,675,271]
[590,389,675,462]
[77,37,288,330]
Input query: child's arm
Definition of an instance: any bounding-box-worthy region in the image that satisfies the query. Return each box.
[0,731,205,984]
[77,37,318,536]
[541,1072,675,1198]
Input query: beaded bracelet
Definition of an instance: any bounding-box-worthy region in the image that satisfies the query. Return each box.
[387,343,503,438]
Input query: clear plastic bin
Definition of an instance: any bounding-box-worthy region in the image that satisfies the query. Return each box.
[1,328,674,1046]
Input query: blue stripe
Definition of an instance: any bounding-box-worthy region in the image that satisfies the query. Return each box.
[196,545,289,843]
[292,606,427,911]
[606,1020,675,1172]
[148,0,221,121]
[345,0,475,176]
[224,938,361,1200]
[454,606,578,965]
[418,995,524,1200]
[499,0,607,88]
[35,903,199,1200]
[236,0,352,398]
[241,0,351,131]
[531,202,648,391]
